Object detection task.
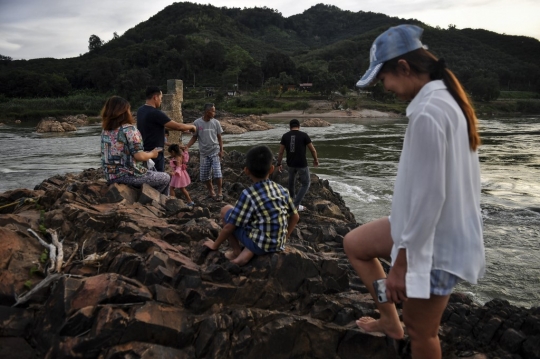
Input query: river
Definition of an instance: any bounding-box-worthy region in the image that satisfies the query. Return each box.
[1,116,539,308]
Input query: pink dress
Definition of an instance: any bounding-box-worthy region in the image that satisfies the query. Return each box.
[169,151,191,188]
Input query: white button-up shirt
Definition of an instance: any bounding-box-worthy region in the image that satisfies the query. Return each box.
[389,80,485,299]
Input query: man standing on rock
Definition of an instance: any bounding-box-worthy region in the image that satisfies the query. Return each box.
[276,119,319,211]
[137,86,196,172]
[186,103,224,201]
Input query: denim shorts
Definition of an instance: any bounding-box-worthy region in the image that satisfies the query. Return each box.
[225,209,266,255]
[430,269,462,295]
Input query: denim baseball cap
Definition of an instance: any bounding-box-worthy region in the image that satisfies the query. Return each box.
[356,24,425,88]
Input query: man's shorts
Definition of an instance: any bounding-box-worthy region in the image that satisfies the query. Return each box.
[200,153,222,181]
[430,269,462,295]
[225,209,266,255]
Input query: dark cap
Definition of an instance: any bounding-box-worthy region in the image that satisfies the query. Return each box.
[289,119,300,128]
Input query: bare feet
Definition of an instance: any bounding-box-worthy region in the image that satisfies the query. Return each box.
[356,317,404,340]
[224,250,240,260]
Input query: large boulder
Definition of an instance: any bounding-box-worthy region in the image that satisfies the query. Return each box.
[36,117,76,133]
[301,118,332,127]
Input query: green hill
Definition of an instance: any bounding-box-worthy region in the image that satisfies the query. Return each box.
[0,2,539,104]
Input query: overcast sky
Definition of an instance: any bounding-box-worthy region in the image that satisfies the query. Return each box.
[1,0,539,60]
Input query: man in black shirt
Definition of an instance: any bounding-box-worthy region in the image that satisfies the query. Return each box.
[276,119,319,211]
[137,87,195,172]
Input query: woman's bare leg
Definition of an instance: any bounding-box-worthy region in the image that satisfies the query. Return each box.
[343,217,404,339]
[402,295,449,359]
[169,187,176,197]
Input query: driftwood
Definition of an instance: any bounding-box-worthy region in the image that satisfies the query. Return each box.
[48,229,63,272]
[62,243,78,269]
[12,273,62,307]
[82,253,108,267]
[27,229,57,273]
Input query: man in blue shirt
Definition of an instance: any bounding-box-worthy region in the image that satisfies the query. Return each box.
[137,87,195,172]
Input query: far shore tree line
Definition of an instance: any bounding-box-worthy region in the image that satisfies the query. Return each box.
[0,3,539,107]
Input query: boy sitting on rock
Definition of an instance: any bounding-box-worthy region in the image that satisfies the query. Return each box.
[204,145,299,266]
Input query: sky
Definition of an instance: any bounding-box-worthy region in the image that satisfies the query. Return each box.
[1,0,539,60]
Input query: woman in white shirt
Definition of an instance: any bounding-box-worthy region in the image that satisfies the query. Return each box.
[344,25,485,359]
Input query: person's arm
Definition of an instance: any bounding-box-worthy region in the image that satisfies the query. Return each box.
[394,113,447,299]
[204,223,236,250]
[276,144,285,172]
[307,143,319,167]
[185,134,198,150]
[217,133,224,160]
[164,120,196,133]
[286,212,300,237]
[133,148,161,161]
[124,125,161,161]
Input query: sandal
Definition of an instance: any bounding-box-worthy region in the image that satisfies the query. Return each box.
[186,202,195,207]
[214,195,224,202]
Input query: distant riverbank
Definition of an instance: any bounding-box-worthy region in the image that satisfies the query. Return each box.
[261,108,402,120]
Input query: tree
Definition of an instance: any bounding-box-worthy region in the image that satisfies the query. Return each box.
[225,45,254,91]
[262,52,296,79]
[113,32,119,40]
[312,71,343,97]
[88,35,103,52]
[466,71,500,101]
[0,54,12,64]
[262,72,294,97]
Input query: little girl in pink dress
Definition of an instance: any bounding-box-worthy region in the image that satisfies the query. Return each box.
[168,144,194,206]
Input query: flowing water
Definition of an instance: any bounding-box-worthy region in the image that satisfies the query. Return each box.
[1,116,539,308]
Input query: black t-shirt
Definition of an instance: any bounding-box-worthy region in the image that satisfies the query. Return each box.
[280,129,312,168]
[136,105,171,150]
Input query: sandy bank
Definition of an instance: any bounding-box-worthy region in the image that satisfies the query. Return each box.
[261,109,402,119]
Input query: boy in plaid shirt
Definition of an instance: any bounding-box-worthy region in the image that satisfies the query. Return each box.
[204,145,300,266]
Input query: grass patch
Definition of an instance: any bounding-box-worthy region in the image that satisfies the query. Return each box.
[499,91,539,99]
[0,93,110,122]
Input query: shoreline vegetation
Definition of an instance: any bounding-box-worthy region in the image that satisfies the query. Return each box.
[0,90,539,125]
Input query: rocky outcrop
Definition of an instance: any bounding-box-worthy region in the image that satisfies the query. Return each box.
[301,118,332,127]
[35,114,90,133]
[0,151,538,359]
[182,110,274,134]
[36,117,77,133]
[61,114,89,127]
[220,115,274,134]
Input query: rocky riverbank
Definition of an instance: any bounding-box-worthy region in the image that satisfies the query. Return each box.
[0,151,539,359]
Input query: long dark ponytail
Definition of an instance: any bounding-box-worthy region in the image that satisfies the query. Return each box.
[384,48,481,151]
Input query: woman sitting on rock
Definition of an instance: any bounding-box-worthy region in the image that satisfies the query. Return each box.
[100,96,170,194]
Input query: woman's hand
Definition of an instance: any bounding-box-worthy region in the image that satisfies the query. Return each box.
[150,147,162,159]
[385,249,408,303]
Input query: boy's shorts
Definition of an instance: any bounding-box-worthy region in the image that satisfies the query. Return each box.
[200,153,222,181]
[225,209,266,256]
[430,269,462,295]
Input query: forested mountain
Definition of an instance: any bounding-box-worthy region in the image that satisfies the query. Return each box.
[0,2,539,101]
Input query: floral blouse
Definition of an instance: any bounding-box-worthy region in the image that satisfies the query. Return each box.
[101,124,147,181]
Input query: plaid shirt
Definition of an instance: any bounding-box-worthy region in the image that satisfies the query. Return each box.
[227,179,297,252]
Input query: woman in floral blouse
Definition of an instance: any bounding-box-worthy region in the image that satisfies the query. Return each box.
[100,96,170,194]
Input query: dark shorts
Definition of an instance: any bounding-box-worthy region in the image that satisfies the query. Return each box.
[225,209,266,255]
